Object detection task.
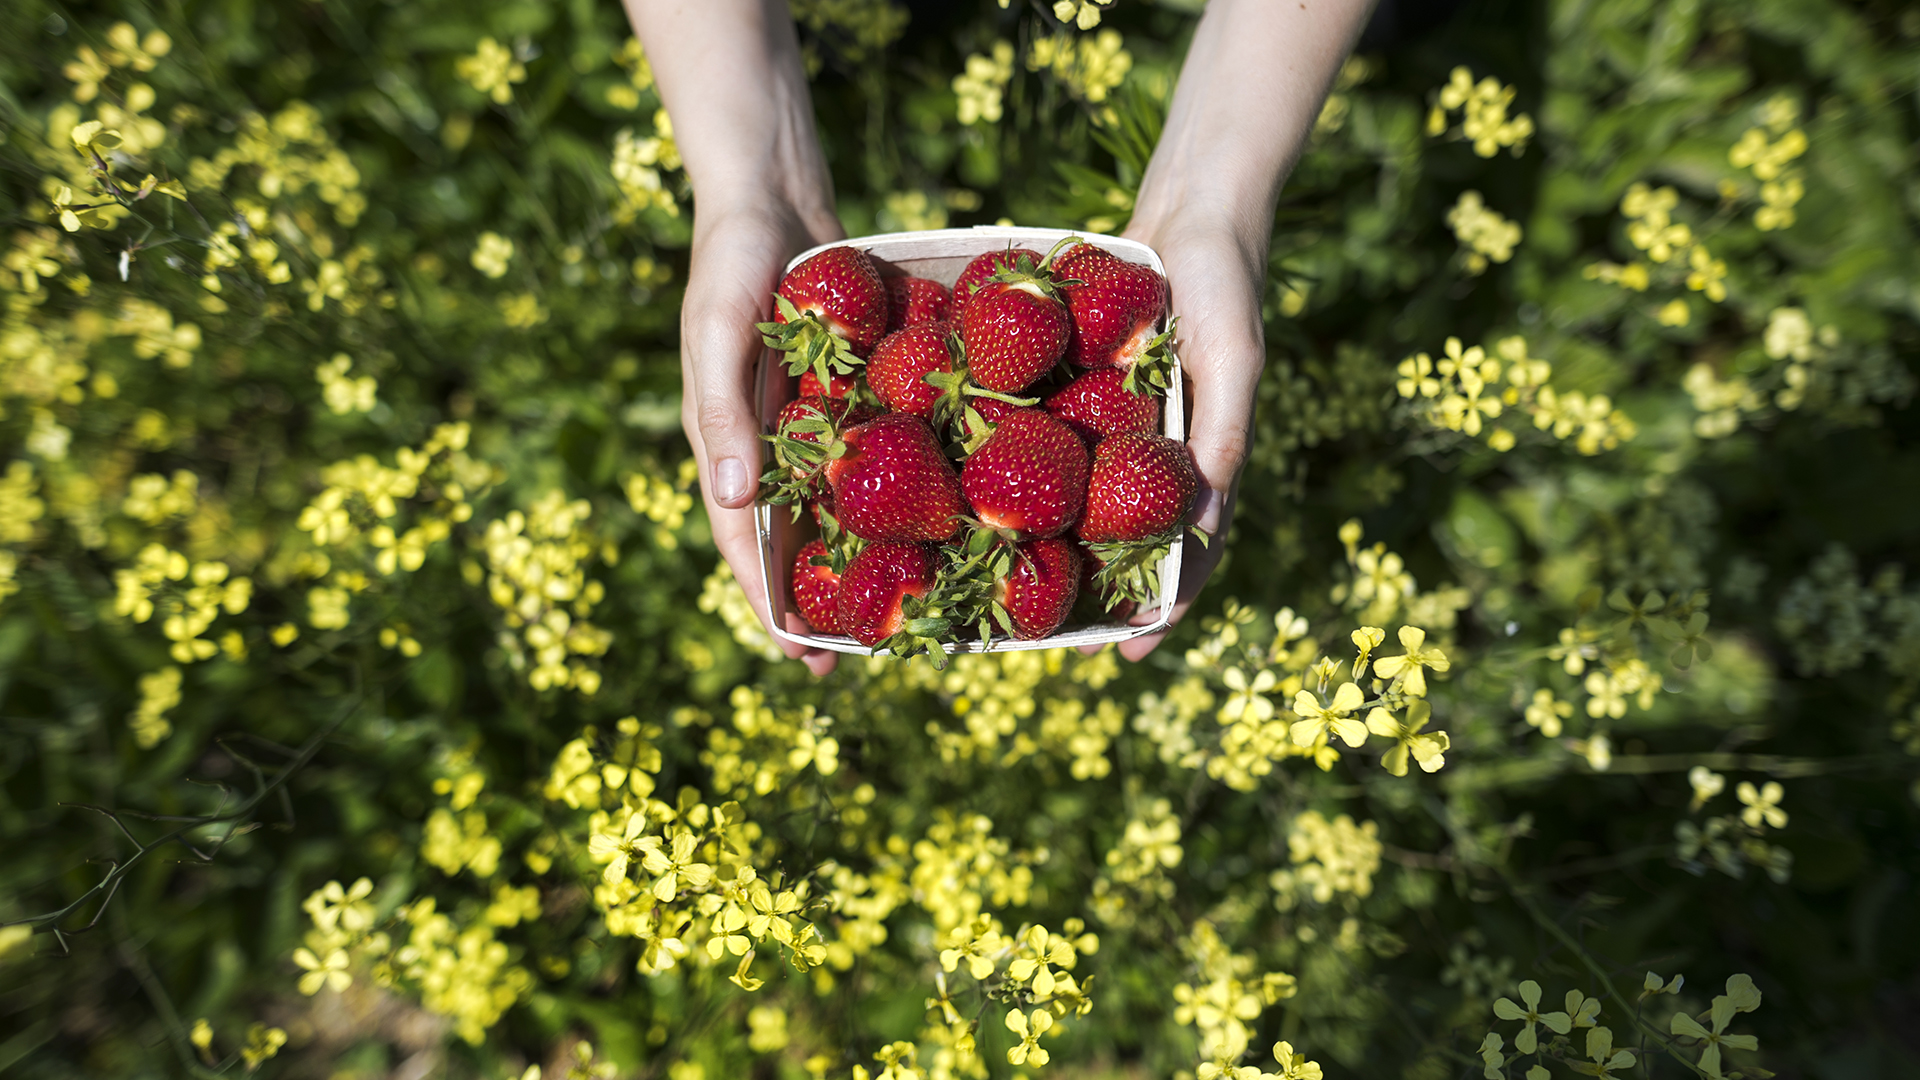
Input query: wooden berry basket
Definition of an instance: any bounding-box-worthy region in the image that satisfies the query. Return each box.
[754,225,1186,656]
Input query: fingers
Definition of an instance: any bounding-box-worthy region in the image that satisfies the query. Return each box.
[701,483,840,673]
[679,209,846,676]
[681,259,777,512]
[1119,484,1237,662]
[1110,229,1265,661]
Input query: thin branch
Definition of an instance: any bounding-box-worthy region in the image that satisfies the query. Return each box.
[2,692,361,937]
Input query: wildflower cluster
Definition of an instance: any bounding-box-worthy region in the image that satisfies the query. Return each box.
[1445,191,1523,274]
[1728,95,1807,231]
[1270,811,1381,908]
[612,109,683,221]
[1028,30,1133,104]
[1396,335,1637,454]
[1172,921,1307,1072]
[112,542,253,663]
[457,38,528,105]
[953,43,1016,125]
[1426,66,1533,157]
[294,423,489,635]
[1677,769,1794,883]
[482,490,614,694]
[1584,181,1729,330]
[623,456,698,548]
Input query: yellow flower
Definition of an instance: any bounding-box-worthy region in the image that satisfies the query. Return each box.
[457,37,526,105]
[1493,979,1572,1053]
[240,1023,287,1070]
[1396,353,1439,398]
[1687,245,1728,302]
[1005,1006,1053,1066]
[639,829,715,902]
[1446,190,1523,272]
[1028,28,1131,103]
[471,232,514,278]
[1736,780,1787,829]
[1270,1041,1324,1080]
[1688,767,1725,810]
[953,42,1015,125]
[1524,689,1572,737]
[1054,0,1112,29]
[1365,701,1450,777]
[1581,1026,1636,1078]
[293,944,352,994]
[1350,626,1386,678]
[1371,626,1450,697]
[1222,667,1278,723]
[1290,682,1369,749]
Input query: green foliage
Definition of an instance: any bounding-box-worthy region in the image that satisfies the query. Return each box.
[2,1,1918,1079]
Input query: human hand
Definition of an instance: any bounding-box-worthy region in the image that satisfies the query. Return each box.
[1099,210,1268,662]
[625,0,849,675]
[679,198,846,677]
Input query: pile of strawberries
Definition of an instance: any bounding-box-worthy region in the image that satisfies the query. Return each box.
[757,237,1199,661]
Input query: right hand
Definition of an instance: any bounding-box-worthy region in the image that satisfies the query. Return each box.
[678,198,846,677]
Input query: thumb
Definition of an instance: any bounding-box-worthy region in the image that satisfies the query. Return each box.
[682,305,768,510]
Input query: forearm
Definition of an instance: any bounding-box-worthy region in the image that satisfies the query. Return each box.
[621,0,837,226]
[1132,0,1374,243]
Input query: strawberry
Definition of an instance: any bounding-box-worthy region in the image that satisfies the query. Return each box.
[960,407,1089,540]
[778,395,883,443]
[997,538,1082,639]
[758,246,888,389]
[766,395,883,493]
[867,321,958,419]
[952,247,1043,315]
[1077,432,1200,606]
[791,539,845,634]
[1051,242,1173,393]
[961,277,1070,393]
[822,413,967,543]
[1044,366,1158,446]
[836,541,953,661]
[1078,432,1198,543]
[885,276,952,332]
[798,370,858,399]
[942,533,1082,642]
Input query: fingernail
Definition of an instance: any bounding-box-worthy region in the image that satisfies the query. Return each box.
[1193,487,1224,535]
[715,457,750,505]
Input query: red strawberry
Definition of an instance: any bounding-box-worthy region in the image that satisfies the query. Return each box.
[791,539,845,634]
[961,279,1070,393]
[774,395,882,466]
[952,248,1043,315]
[1059,249,1168,371]
[836,541,943,649]
[759,246,888,389]
[885,276,952,332]
[799,370,858,399]
[867,321,957,419]
[823,413,967,543]
[1044,367,1158,446]
[761,396,884,518]
[1078,432,1198,543]
[960,408,1089,540]
[997,538,1082,639]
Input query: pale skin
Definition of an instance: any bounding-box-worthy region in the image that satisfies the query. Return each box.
[624,0,1375,676]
